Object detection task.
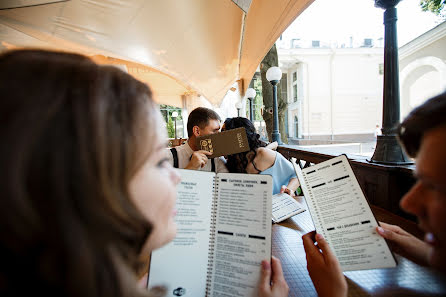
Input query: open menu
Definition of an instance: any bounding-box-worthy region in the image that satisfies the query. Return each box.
[272,193,306,223]
[148,169,272,297]
[292,155,397,271]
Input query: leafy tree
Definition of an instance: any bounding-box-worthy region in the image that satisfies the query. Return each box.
[167,117,175,138]
[159,104,182,138]
[245,78,263,121]
[259,44,288,144]
[420,0,445,17]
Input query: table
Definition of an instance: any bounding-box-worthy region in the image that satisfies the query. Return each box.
[273,197,446,296]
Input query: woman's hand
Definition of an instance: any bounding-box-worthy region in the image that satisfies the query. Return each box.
[280,185,295,197]
[280,178,300,197]
[377,222,430,266]
[258,256,289,297]
[302,231,347,297]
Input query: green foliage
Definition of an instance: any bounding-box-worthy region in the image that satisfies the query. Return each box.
[254,79,263,120]
[167,117,175,138]
[420,0,446,17]
[159,104,182,138]
[259,43,288,144]
[245,77,264,120]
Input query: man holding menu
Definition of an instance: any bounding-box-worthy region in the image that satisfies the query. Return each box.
[168,107,228,173]
[302,91,446,297]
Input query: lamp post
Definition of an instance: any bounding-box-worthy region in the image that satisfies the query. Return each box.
[235,102,242,117]
[246,88,256,122]
[171,111,178,139]
[266,66,282,144]
[371,0,412,164]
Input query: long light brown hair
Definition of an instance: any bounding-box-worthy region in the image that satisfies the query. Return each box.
[0,50,158,297]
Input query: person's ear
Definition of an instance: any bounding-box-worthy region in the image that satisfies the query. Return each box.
[192,126,201,137]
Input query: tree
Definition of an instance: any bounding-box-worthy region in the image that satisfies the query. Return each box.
[167,117,175,138]
[260,44,288,144]
[420,0,445,17]
[245,78,263,120]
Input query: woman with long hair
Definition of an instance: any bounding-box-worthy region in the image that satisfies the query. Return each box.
[222,117,300,195]
[0,50,288,297]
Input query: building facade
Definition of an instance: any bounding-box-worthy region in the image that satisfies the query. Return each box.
[275,21,446,142]
[279,45,384,141]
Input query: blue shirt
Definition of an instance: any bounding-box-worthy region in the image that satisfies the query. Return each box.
[259,152,297,194]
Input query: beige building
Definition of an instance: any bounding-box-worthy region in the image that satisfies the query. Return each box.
[400,21,446,119]
[279,43,384,141]
[277,21,446,141]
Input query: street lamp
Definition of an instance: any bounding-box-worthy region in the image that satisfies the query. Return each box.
[235,102,242,117]
[171,111,178,139]
[266,66,282,144]
[371,0,411,164]
[246,88,256,121]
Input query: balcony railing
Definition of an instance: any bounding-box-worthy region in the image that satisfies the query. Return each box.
[277,144,416,220]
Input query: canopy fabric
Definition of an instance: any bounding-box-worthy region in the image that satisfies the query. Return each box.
[0,0,313,107]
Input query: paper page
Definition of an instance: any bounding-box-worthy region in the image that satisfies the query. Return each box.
[293,155,396,271]
[148,169,214,296]
[209,173,272,297]
[272,193,306,223]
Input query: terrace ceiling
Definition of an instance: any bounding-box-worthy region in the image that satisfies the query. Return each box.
[0,0,314,107]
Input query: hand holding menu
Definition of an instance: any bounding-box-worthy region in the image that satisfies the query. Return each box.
[148,169,272,297]
[292,155,397,271]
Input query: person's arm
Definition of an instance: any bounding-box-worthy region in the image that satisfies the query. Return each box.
[258,256,289,297]
[302,231,347,297]
[276,153,300,196]
[184,150,212,170]
[376,222,430,266]
[265,141,278,151]
[280,177,300,197]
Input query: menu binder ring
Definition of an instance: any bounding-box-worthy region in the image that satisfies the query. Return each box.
[205,176,219,295]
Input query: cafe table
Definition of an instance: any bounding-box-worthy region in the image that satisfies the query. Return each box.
[273,196,446,297]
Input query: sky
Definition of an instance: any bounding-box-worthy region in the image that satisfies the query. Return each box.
[281,0,444,47]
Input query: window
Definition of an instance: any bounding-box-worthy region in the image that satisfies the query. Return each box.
[312,40,320,48]
[294,116,299,138]
[280,73,288,102]
[379,63,384,75]
[363,38,373,47]
[292,71,298,102]
[293,84,298,102]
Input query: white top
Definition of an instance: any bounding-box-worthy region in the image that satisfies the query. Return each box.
[168,141,229,173]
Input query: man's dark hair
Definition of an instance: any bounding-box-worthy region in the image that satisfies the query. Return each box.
[187,107,221,137]
[398,91,446,158]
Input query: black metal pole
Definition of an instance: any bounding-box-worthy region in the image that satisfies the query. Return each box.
[249,98,254,121]
[371,0,411,164]
[271,80,282,144]
[237,108,240,117]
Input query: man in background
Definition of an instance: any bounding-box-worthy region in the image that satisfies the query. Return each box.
[168,107,228,173]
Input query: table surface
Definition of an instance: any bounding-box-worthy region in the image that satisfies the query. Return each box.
[274,196,446,297]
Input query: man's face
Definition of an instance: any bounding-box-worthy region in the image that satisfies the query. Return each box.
[400,125,446,271]
[196,119,220,136]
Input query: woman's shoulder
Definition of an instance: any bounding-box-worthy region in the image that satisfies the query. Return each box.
[255,147,276,164]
